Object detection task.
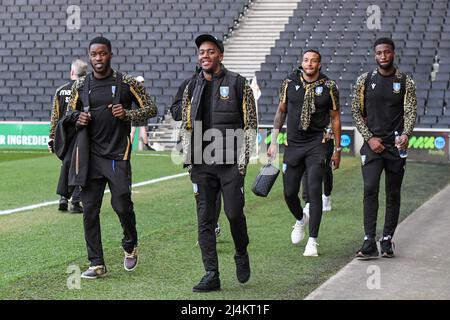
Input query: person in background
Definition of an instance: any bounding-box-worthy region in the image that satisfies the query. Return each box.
[49,58,88,213]
[301,125,335,214]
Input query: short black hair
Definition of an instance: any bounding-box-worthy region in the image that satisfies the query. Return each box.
[373,37,395,51]
[89,36,112,53]
[303,49,321,62]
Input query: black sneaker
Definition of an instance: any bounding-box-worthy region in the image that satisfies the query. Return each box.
[58,197,68,211]
[380,237,395,258]
[69,202,83,214]
[80,265,107,279]
[356,239,379,260]
[192,271,221,292]
[234,252,250,283]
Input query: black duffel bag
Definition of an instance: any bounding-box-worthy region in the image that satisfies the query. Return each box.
[251,162,280,197]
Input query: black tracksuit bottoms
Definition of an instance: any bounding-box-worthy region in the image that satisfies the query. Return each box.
[360,142,406,239]
[302,138,334,202]
[283,142,327,238]
[81,154,137,266]
[190,164,248,273]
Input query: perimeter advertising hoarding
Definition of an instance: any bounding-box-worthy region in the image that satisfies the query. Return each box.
[257,128,355,156]
[0,122,51,149]
[407,131,449,163]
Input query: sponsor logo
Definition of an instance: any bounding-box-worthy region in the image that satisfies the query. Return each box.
[434,136,446,150]
[409,136,446,150]
[341,134,351,147]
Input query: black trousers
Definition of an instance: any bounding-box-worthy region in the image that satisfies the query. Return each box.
[70,186,81,203]
[302,139,334,202]
[57,156,81,203]
[81,155,137,266]
[361,142,406,239]
[190,164,248,273]
[283,141,327,238]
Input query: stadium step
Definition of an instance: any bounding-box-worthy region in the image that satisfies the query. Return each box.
[222,0,301,80]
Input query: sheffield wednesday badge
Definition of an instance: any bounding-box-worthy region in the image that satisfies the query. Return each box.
[315,86,323,96]
[220,86,229,99]
[393,82,401,93]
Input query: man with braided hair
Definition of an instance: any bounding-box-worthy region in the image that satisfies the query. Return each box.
[267,49,342,257]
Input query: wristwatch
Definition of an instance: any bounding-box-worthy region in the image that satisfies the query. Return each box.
[334,147,342,152]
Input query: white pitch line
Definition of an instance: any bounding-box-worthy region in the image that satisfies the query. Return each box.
[0,172,188,216]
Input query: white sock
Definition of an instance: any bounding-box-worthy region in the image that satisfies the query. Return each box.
[308,237,317,244]
[296,219,303,225]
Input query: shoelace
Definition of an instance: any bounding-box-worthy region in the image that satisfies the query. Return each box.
[125,247,138,258]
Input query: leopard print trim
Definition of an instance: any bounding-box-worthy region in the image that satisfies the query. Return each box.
[403,74,417,136]
[67,75,87,111]
[238,81,258,175]
[279,79,290,104]
[351,72,373,141]
[299,76,327,130]
[325,79,340,111]
[181,83,192,164]
[49,91,60,139]
[122,73,158,122]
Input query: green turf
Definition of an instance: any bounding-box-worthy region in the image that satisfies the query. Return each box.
[0,149,52,163]
[0,151,449,299]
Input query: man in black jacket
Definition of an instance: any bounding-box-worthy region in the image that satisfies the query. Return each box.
[267,50,342,257]
[49,59,88,213]
[67,36,157,279]
[181,34,257,292]
[170,70,222,240]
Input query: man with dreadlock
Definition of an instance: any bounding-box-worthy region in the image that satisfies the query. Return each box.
[267,49,342,257]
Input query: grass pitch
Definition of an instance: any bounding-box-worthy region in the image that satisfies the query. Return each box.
[0,150,449,299]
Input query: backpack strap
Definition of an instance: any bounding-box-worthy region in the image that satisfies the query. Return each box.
[113,71,123,105]
[81,73,92,112]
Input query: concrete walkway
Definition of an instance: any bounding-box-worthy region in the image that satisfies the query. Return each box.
[306,183,450,300]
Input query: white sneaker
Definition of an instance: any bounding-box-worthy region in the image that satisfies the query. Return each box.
[322,194,331,211]
[303,238,319,256]
[303,203,310,216]
[291,213,309,244]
